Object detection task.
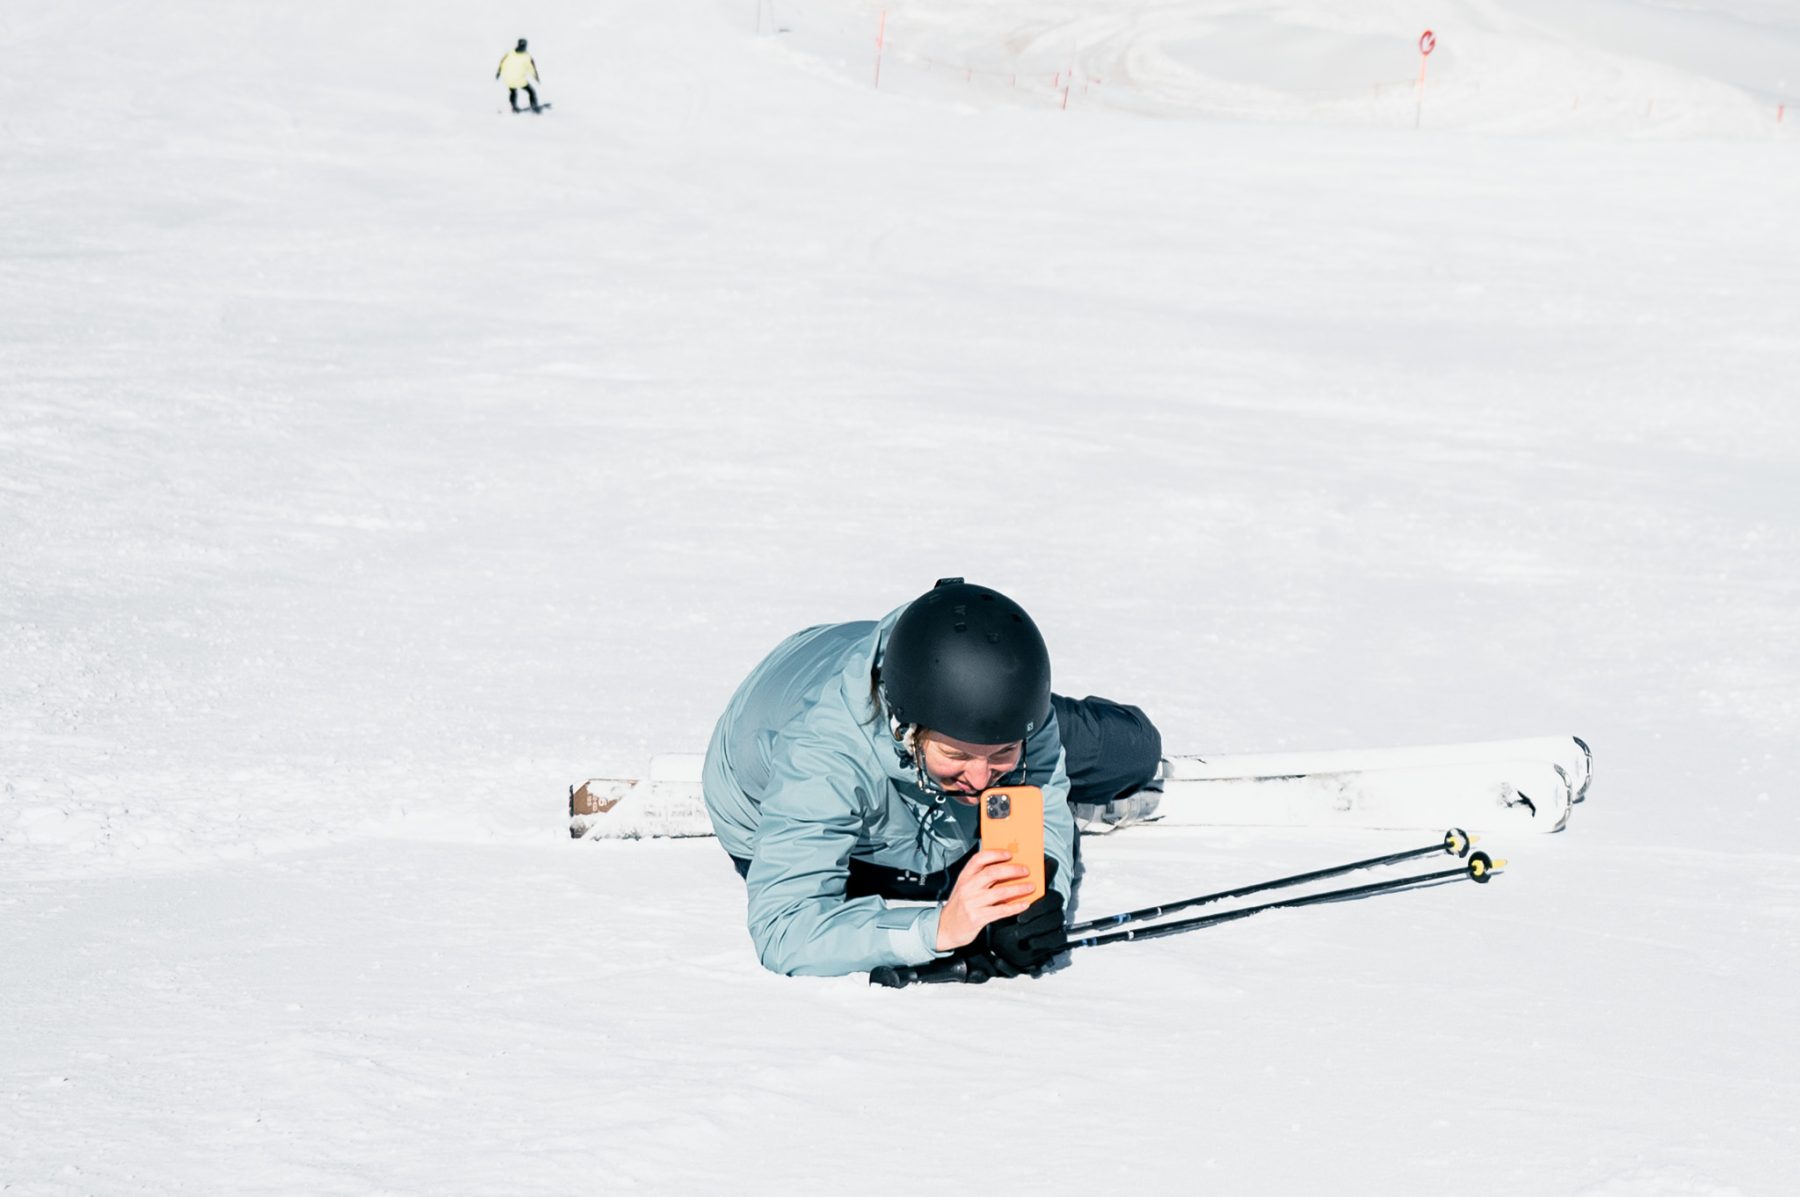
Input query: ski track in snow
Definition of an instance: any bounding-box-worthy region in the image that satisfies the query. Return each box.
[3,1,1798,1192]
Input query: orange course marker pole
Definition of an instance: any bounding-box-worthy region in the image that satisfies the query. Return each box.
[1415,29,1435,129]
[874,10,887,89]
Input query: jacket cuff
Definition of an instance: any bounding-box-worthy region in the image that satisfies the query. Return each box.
[886,905,947,966]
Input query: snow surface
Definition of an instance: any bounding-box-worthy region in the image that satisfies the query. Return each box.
[4,0,1798,1192]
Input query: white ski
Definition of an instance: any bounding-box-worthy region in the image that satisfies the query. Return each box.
[1147,757,1572,835]
[568,777,717,839]
[569,736,1587,840]
[1165,735,1591,802]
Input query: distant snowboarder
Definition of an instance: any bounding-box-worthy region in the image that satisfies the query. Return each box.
[496,38,542,113]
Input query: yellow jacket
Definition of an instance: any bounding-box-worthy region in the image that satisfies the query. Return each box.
[496,50,538,88]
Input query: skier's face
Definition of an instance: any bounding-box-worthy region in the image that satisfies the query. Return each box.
[917,731,1024,801]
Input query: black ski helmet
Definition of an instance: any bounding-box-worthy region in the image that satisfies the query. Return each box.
[880,578,1051,745]
[517,38,528,52]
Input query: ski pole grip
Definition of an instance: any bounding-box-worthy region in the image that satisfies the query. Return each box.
[869,957,975,988]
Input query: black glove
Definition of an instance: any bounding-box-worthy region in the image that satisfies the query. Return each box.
[871,860,1067,987]
[983,860,1067,976]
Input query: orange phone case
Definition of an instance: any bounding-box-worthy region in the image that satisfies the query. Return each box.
[979,785,1046,904]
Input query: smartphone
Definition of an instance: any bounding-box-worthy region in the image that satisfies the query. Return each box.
[979,785,1046,904]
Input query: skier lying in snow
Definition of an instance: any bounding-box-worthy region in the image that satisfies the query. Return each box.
[702,578,1162,979]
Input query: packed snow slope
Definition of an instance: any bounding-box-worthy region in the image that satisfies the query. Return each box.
[3,1,1797,1193]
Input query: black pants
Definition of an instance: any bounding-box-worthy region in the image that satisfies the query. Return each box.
[727,693,1160,900]
[1048,693,1162,807]
[509,84,540,112]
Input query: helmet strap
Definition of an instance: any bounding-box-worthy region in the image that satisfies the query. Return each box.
[886,708,954,801]
[881,681,965,803]
[889,712,923,767]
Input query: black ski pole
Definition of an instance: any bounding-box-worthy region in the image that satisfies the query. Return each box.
[1067,827,1475,937]
[1071,851,1505,949]
[869,840,1499,989]
[870,955,982,989]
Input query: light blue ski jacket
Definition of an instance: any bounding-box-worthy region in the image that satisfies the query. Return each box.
[702,607,1074,977]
